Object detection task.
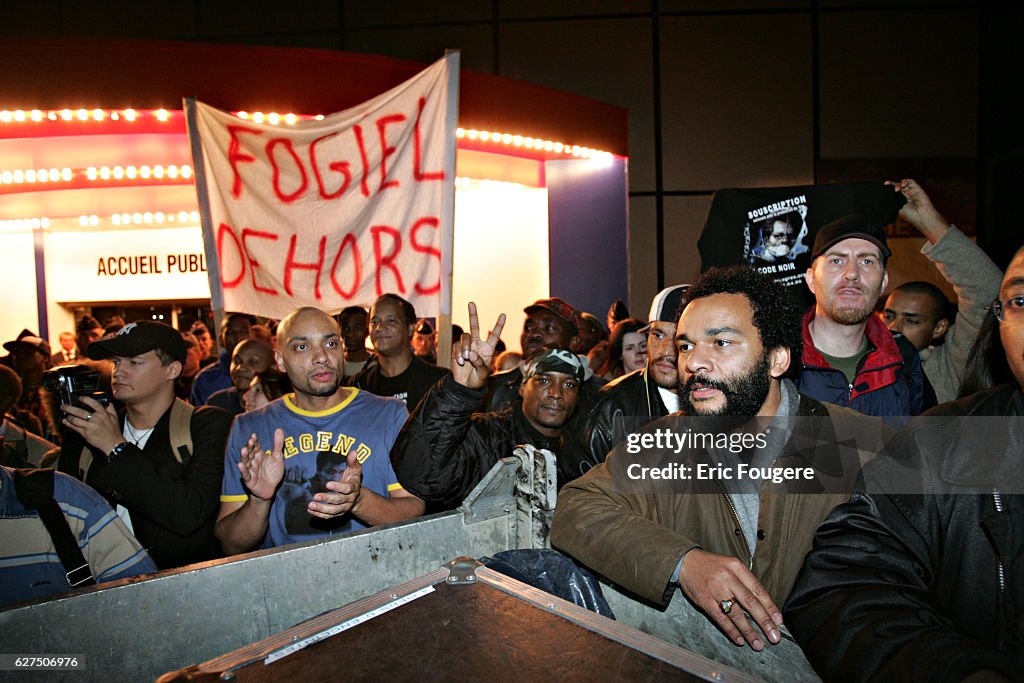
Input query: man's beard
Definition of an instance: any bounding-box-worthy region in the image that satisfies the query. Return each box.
[827,284,880,325]
[830,303,873,325]
[678,353,772,417]
[303,372,340,396]
[648,356,679,390]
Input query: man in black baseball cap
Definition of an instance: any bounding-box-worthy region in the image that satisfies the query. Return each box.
[59,320,233,570]
[2,332,51,398]
[809,213,892,264]
[86,321,187,365]
[2,332,53,435]
[411,318,438,365]
[797,214,933,428]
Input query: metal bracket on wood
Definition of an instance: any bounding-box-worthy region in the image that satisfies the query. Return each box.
[444,556,482,585]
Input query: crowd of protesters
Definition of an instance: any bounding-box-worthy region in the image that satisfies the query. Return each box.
[1,179,1020,681]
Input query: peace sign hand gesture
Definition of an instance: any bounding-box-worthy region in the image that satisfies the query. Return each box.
[451,302,506,390]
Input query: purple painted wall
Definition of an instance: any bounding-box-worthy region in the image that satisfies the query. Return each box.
[546,158,630,328]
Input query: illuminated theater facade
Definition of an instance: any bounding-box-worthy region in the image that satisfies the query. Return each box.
[0,40,629,347]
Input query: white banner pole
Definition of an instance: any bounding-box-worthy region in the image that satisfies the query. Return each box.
[184,96,226,335]
[437,50,460,369]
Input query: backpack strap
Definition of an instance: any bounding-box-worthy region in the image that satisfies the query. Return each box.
[168,398,195,465]
[12,468,96,588]
[78,444,95,481]
[1,428,30,468]
[75,399,195,475]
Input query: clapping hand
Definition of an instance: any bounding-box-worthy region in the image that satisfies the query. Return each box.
[239,429,285,502]
[307,450,363,520]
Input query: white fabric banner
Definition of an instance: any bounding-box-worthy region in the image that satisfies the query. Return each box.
[186,54,456,320]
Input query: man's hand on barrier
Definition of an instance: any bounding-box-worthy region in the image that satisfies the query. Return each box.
[679,548,783,651]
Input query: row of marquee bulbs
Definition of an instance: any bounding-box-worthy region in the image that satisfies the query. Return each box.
[0,165,193,186]
[0,108,165,122]
[0,133,609,187]
[456,128,609,159]
[0,165,546,189]
[0,108,612,159]
[0,211,201,231]
[86,211,201,226]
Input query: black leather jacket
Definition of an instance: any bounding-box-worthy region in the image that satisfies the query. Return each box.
[391,375,559,510]
[785,384,1024,682]
[569,367,670,478]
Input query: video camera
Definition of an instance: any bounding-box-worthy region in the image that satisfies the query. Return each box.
[42,364,111,411]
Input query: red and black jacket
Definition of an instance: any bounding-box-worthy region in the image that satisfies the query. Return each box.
[795,309,935,429]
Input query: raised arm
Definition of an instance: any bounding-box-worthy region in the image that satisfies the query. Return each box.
[887,178,1003,399]
[886,178,950,243]
[391,302,507,507]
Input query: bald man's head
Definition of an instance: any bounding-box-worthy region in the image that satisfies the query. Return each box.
[277,307,339,343]
[275,307,345,400]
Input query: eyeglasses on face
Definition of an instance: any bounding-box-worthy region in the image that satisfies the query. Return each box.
[989,295,1024,323]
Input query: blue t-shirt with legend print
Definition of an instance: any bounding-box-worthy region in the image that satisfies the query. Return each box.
[221,389,408,549]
